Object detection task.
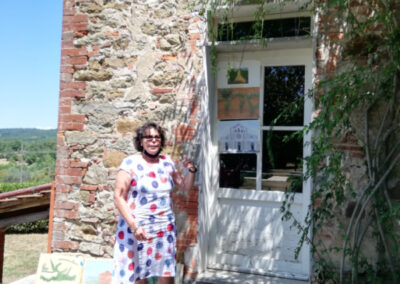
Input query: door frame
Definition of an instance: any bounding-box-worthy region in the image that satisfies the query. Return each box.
[198,41,316,279]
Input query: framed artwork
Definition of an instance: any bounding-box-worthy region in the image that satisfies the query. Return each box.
[218,120,260,153]
[217,87,260,120]
[35,253,84,284]
[227,68,249,84]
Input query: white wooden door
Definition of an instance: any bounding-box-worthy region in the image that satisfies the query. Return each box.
[206,47,313,280]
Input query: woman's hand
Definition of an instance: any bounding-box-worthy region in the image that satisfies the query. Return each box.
[181,155,197,172]
[171,155,196,191]
[133,226,147,241]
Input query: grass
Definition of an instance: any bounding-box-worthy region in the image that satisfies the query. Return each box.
[3,233,48,284]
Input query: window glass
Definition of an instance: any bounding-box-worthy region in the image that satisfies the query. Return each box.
[264,66,304,126]
[218,17,311,41]
[262,131,302,192]
[219,154,257,189]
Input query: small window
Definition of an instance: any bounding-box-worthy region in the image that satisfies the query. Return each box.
[217,17,311,41]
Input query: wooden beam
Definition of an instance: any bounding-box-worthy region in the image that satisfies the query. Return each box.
[0,196,50,214]
[0,228,4,284]
[0,210,49,228]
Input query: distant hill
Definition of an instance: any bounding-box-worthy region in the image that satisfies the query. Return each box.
[0,128,57,183]
[0,128,57,141]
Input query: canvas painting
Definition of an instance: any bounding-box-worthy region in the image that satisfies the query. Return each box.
[35,253,84,284]
[217,87,260,120]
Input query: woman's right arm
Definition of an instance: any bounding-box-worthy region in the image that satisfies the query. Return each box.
[113,170,138,231]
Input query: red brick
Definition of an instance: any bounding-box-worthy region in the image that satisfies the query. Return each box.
[56,184,71,193]
[56,159,70,168]
[88,45,100,57]
[81,184,98,191]
[74,30,89,38]
[161,54,177,61]
[61,56,87,65]
[189,40,197,52]
[54,209,79,219]
[57,167,83,176]
[62,40,74,49]
[52,230,65,240]
[59,114,87,123]
[63,15,88,24]
[63,23,88,32]
[60,82,86,90]
[55,201,79,210]
[61,46,88,57]
[104,31,119,37]
[60,66,74,74]
[53,240,79,251]
[56,175,82,185]
[60,89,86,98]
[58,122,84,131]
[53,222,68,231]
[59,106,72,115]
[89,191,96,202]
[70,160,89,168]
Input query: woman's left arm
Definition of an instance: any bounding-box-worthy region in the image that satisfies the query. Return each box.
[171,155,197,192]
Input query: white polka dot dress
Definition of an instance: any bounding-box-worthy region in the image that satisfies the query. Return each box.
[112,154,177,283]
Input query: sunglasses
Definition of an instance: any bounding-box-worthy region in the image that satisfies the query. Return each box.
[143,135,161,141]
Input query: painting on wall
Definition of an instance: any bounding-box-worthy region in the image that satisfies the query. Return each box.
[217,87,260,120]
[35,253,84,284]
[218,120,260,153]
[227,68,249,84]
[82,258,113,284]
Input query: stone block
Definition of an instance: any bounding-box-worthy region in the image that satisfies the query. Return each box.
[104,151,126,168]
[116,119,142,133]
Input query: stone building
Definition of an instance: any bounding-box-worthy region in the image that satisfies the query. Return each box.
[54,0,396,282]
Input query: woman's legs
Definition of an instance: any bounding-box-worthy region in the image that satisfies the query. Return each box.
[135,279,148,284]
[158,277,174,284]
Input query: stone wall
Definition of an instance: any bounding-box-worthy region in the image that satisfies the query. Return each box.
[55,0,204,277]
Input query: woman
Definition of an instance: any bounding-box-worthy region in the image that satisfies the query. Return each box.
[112,122,196,284]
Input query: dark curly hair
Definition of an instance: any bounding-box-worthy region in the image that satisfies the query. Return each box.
[134,122,166,152]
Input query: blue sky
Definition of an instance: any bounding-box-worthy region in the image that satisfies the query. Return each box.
[0,1,63,129]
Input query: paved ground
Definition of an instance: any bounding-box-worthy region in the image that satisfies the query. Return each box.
[196,269,310,284]
[9,274,35,284]
[9,270,310,284]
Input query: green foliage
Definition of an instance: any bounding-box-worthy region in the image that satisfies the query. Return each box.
[5,220,49,234]
[0,182,45,193]
[0,128,56,183]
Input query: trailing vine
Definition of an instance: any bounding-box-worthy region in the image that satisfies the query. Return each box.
[195,0,400,283]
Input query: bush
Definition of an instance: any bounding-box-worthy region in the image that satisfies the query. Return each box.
[5,220,49,234]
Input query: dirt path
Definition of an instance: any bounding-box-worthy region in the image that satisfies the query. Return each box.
[3,233,47,284]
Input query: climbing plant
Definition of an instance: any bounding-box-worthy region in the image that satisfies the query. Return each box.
[197,0,400,283]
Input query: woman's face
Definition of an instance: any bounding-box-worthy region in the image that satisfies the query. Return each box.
[141,127,161,155]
